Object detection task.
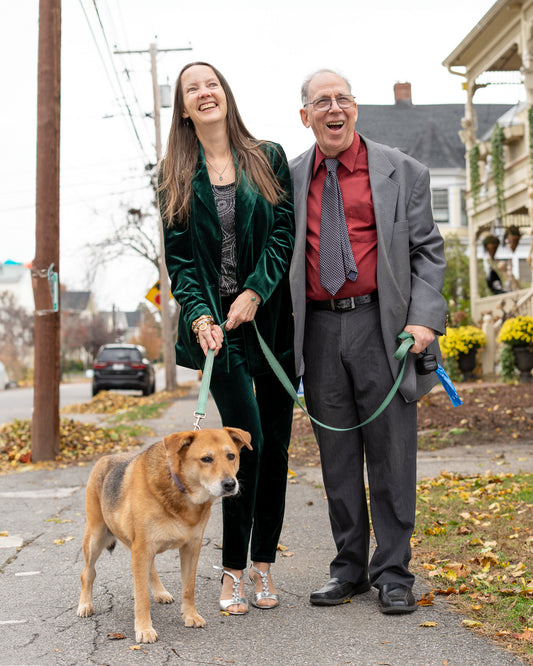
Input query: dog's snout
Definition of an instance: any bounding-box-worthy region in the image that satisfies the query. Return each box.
[222,478,237,494]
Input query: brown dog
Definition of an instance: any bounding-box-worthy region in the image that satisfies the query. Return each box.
[77,427,252,643]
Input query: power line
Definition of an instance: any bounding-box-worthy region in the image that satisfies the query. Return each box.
[98,0,154,141]
[77,0,150,161]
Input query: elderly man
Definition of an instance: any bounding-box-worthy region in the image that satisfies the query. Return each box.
[289,69,446,614]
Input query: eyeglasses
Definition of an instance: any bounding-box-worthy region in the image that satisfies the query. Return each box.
[303,95,355,112]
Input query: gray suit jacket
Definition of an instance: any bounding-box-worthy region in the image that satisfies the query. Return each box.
[289,134,447,402]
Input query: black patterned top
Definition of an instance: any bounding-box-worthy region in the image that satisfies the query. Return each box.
[212,183,239,295]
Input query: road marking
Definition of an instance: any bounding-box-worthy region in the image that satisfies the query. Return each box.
[0,487,81,499]
[0,535,23,548]
[0,620,28,625]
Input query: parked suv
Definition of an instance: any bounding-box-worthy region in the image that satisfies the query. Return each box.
[92,344,156,397]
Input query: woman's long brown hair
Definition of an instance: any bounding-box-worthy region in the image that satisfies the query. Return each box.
[159,62,284,227]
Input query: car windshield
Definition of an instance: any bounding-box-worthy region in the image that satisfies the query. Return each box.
[97,348,142,363]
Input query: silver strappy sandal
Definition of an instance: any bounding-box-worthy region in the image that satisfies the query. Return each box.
[213,566,249,615]
[249,564,279,609]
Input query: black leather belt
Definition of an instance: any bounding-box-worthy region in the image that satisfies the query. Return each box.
[310,291,378,312]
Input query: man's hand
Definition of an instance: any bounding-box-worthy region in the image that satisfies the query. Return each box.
[404,324,435,354]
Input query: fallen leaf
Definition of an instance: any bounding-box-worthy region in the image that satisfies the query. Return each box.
[456,525,472,535]
[462,620,482,628]
[510,629,533,642]
[107,633,126,640]
[420,621,438,627]
[417,592,435,606]
[434,586,458,595]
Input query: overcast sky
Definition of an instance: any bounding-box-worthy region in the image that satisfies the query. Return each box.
[0,0,522,311]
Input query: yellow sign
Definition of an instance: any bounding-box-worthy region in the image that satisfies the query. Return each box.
[145,281,172,310]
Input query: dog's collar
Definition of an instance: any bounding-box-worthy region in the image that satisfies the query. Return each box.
[169,465,187,493]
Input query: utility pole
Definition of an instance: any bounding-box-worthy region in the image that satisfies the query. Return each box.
[115,43,192,392]
[31,0,61,461]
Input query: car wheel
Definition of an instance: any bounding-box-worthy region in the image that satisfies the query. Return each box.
[92,384,100,397]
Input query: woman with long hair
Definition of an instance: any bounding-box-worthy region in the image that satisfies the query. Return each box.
[159,62,296,615]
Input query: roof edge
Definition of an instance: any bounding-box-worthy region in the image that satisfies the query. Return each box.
[442,0,511,69]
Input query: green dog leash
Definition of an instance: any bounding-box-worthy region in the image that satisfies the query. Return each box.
[193,320,415,432]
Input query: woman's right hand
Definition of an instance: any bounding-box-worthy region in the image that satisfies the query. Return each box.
[198,323,224,356]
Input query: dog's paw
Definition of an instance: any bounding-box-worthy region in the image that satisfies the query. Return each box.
[77,602,94,617]
[183,612,206,628]
[135,626,158,643]
[153,590,174,604]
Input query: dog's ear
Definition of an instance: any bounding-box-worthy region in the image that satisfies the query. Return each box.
[163,431,195,457]
[223,427,253,451]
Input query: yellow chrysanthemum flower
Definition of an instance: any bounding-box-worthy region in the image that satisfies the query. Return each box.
[497,315,533,347]
[439,326,487,360]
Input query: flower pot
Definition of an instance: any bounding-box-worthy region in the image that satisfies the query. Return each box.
[512,346,533,383]
[457,348,477,381]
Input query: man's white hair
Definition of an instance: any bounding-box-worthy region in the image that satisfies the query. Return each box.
[300,69,352,105]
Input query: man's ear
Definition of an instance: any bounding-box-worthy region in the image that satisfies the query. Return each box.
[300,108,311,128]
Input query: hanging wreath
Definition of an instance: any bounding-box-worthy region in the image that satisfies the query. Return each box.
[468,142,481,212]
[490,123,506,219]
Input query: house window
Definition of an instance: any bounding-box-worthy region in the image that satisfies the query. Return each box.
[431,189,449,225]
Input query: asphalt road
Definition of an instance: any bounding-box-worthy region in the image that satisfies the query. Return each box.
[0,387,526,666]
[0,366,197,426]
[0,382,91,425]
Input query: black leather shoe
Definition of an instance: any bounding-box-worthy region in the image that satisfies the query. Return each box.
[378,583,417,614]
[310,577,371,606]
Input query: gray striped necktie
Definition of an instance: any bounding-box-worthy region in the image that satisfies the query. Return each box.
[319,158,358,296]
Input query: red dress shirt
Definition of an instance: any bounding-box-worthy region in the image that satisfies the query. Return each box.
[306,132,378,301]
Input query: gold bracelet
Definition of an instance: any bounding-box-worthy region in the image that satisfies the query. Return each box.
[191,315,214,342]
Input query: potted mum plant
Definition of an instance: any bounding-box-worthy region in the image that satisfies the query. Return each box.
[497,315,533,383]
[439,325,487,381]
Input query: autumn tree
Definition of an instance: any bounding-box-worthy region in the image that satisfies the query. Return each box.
[86,204,177,390]
[129,305,163,361]
[83,314,116,361]
[88,206,160,274]
[0,291,34,382]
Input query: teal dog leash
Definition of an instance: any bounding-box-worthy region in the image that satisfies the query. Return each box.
[193,320,462,430]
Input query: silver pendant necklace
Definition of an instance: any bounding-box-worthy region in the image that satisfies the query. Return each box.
[206,155,231,181]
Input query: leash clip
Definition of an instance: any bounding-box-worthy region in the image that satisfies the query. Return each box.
[193,412,206,430]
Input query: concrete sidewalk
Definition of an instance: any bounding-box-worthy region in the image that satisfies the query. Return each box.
[0,382,529,665]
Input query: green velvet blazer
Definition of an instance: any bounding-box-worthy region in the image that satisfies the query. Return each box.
[163,141,295,375]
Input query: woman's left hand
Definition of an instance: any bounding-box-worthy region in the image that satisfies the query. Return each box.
[225,289,261,330]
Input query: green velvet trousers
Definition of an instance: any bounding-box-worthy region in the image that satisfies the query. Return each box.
[210,323,296,570]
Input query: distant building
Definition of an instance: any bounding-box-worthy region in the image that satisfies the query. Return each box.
[355,82,513,238]
[442,0,533,325]
[61,290,97,317]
